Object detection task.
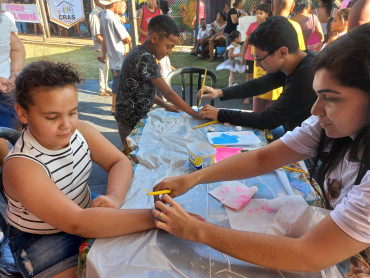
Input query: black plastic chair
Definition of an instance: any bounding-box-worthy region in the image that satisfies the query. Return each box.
[0,127,22,277]
[167,67,216,107]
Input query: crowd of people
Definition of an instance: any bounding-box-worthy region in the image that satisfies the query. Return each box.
[0,0,370,277]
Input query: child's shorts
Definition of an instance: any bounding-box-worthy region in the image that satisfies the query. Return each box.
[111,69,121,94]
[7,226,84,278]
[245,60,254,74]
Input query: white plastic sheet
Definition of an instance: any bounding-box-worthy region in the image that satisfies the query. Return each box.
[86,110,329,277]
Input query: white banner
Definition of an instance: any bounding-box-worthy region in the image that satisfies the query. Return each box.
[47,0,84,29]
[0,3,41,23]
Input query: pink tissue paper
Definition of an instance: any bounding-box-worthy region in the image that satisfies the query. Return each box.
[209,181,258,210]
[214,147,242,162]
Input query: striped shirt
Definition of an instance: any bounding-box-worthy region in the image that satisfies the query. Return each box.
[5,127,92,234]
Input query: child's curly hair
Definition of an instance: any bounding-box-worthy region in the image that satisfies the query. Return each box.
[15,61,83,110]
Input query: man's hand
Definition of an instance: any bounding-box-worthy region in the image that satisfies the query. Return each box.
[199,105,219,120]
[0,77,14,93]
[197,86,223,100]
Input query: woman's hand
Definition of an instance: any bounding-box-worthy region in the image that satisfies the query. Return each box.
[152,174,195,202]
[152,194,204,242]
[199,105,219,120]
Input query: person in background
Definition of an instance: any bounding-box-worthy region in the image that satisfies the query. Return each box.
[100,0,131,115]
[216,30,245,87]
[291,0,325,52]
[89,0,111,97]
[223,0,246,60]
[325,8,350,47]
[152,24,370,272]
[310,0,337,41]
[348,0,370,30]
[208,11,227,62]
[0,10,25,128]
[137,0,162,44]
[191,18,212,59]
[241,3,270,104]
[159,0,169,14]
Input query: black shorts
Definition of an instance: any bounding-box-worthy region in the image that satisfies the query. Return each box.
[245,60,254,74]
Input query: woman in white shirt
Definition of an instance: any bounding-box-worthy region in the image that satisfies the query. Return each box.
[152,23,370,272]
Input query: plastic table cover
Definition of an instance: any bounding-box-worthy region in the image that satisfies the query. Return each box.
[83,110,332,278]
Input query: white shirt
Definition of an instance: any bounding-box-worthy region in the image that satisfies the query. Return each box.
[100,9,129,70]
[0,12,17,79]
[89,6,103,51]
[197,24,212,40]
[281,115,370,244]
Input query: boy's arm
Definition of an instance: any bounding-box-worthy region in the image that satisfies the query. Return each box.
[151,77,198,117]
[153,95,180,113]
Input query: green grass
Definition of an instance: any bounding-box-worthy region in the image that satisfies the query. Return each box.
[24,43,246,88]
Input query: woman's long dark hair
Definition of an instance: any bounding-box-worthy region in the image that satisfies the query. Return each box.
[310,23,370,209]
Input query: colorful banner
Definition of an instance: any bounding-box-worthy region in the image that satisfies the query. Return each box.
[47,0,84,28]
[0,3,41,23]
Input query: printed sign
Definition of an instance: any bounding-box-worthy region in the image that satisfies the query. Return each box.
[47,0,84,28]
[0,3,41,23]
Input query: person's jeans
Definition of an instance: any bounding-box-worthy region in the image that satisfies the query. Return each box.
[7,226,84,278]
[16,22,27,34]
[0,92,19,129]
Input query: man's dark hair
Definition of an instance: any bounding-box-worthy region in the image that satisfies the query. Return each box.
[148,14,180,38]
[256,3,270,14]
[15,61,82,111]
[249,16,299,53]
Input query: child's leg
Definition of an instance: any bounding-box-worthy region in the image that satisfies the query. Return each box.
[229,71,235,87]
[116,120,136,155]
[111,69,121,114]
[7,226,84,278]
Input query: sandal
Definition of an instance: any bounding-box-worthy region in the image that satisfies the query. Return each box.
[99,91,110,96]
[97,56,106,63]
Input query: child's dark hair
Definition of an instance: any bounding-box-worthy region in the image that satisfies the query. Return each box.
[233,0,243,7]
[148,14,180,39]
[294,0,311,12]
[256,3,270,14]
[219,11,227,21]
[249,16,299,54]
[15,61,82,111]
[310,23,370,209]
[229,30,241,42]
[336,8,350,25]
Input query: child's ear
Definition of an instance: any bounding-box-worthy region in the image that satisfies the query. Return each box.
[14,103,28,125]
[150,32,159,44]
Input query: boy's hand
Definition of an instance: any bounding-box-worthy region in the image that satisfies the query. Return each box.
[199,105,219,120]
[197,86,223,99]
[165,104,180,113]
